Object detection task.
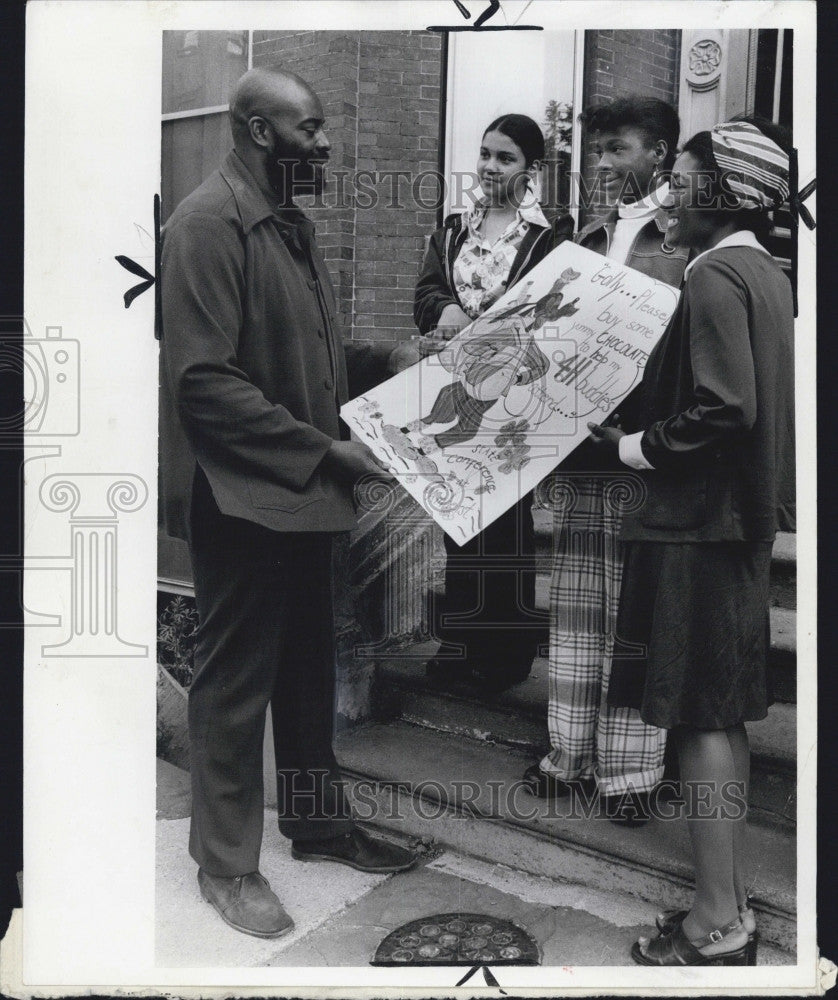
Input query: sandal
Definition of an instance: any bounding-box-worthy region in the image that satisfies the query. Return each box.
[655,898,759,963]
[632,917,756,967]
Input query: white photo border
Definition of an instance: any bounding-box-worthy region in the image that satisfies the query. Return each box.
[14,0,818,995]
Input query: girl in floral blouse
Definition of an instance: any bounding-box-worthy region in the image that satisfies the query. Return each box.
[406,114,574,692]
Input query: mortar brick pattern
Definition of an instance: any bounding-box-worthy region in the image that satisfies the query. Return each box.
[254,29,443,345]
[581,29,681,226]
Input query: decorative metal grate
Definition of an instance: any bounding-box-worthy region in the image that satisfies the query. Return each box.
[371,912,541,966]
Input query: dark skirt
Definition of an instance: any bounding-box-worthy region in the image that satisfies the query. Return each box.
[607,540,774,730]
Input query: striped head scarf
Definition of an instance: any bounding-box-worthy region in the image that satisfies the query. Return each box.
[710,121,790,211]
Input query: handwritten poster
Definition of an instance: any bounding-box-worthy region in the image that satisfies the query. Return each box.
[341,241,680,545]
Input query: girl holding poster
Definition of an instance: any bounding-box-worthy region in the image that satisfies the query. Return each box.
[589,118,796,966]
[408,113,573,692]
[525,96,688,825]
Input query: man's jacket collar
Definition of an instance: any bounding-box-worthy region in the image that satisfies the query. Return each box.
[219,150,310,239]
[576,206,618,242]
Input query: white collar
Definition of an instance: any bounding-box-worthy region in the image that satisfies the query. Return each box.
[617,182,669,220]
[684,229,770,276]
[469,194,550,234]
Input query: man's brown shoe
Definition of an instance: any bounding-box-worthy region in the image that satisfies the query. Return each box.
[291,827,417,873]
[197,869,294,938]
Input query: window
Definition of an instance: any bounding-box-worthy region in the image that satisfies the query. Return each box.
[442,31,583,222]
[161,30,251,221]
[753,30,794,279]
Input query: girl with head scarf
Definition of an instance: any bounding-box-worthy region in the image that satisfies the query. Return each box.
[589,116,796,966]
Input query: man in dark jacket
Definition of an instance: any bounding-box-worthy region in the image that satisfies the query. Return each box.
[160,66,415,940]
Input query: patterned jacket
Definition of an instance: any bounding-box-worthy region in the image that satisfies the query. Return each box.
[414,210,575,334]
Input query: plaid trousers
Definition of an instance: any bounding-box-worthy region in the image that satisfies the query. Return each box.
[539,474,666,797]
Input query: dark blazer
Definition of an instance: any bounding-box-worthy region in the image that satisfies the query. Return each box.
[559,206,691,473]
[413,209,575,334]
[621,246,795,542]
[159,150,358,540]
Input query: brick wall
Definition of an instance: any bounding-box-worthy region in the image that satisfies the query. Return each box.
[253,31,361,334]
[352,31,443,343]
[580,30,681,224]
[254,29,684,331]
[253,30,443,346]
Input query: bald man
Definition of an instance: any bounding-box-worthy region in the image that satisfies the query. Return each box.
[159,67,416,939]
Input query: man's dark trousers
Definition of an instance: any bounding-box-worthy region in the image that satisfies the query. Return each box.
[187,468,354,878]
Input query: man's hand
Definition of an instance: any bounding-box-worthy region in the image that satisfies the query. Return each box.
[389,333,459,373]
[587,422,626,451]
[426,325,463,346]
[388,341,423,373]
[437,303,472,334]
[323,440,394,483]
[386,305,470,375]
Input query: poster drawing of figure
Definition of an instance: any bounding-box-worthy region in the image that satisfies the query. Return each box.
[412,316,549,449]
[342,240,682,546]
[412,269,581,450]
[485,266,581,324]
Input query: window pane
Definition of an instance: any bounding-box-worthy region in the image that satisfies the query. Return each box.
[754,28,792,130]
[161,112,231,221]
[754,29,779,122]
[444,32,577,215]
[778,30,793,132]
[162,30,248,114]
[157,530,194,587]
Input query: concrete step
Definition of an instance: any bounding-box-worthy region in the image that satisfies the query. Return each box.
[532,508,796,609]
[156,755,795,965]
[768,532,797,609]
[769,607,797,701]
[334,719,797,954]
[374,644,796,830]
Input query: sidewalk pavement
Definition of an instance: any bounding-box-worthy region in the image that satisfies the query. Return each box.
[156,759,792,969]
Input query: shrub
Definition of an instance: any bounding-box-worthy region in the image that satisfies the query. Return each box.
[157,594,199,689]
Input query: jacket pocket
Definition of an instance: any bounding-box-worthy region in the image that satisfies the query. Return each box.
[639,471,708,530]
[246,473,326,513]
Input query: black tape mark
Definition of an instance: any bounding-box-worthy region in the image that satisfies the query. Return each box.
[454,964,507,991]
[115,254,154,307]
[115,194,162,339]
[474,1,501,27]
[787,149,815,318]
[428,0,541,32]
